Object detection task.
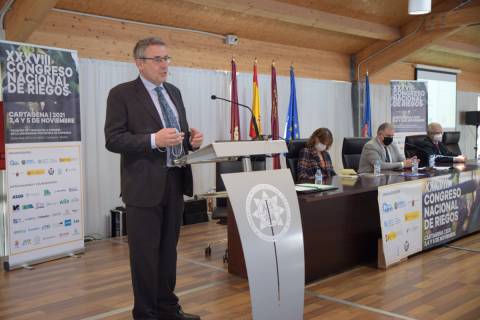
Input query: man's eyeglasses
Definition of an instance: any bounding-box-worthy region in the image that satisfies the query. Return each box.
[140,56,172,64]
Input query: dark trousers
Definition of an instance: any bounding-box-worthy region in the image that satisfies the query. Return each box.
[126,169,184,320]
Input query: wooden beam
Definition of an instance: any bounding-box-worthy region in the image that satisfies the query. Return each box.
[430,39,480,59]
[186,0,400,41]
[353,0,475,80]
[28,10,351,81]
[425,5,480,30]
[4,0,57,42]
[357,27,462,79]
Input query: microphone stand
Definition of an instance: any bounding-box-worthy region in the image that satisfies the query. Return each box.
[211,95,262,141]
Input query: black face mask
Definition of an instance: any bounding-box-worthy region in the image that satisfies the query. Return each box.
[383,137,393,146]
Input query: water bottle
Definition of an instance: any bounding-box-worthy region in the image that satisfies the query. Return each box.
[373,159,381,176]
[429,155,436,168]
[411,158,419,174]
[315,169,323,185]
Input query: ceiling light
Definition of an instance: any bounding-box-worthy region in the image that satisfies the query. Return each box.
[408,0,431,15]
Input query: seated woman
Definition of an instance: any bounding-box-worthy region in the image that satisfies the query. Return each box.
[297,127,336,183]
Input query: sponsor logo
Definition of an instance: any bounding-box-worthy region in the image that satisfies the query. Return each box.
[63,210,73,216]
[43,189,52,196]
[59,199,69,205]
[68,187,78,192]
[14,229,26,234]
[46,202,57,207]
[12,194,24,199]
[28,227,40,232]
[55,189,67,193]
[38,214,51,219]
[404,211,420,222]
[37,159,57,164]
[35,203,45,209]
[21,160,35,165]
[385,232,397,242]
[22,204,34,210]
[26,192,40,197]
[43,235,56,240]
[404,240,410,252]
[59,157,74,163]
[382,202,394,213]
[41,224,51,231]
[25,217,36,222]
[27,169,45,176]
[48,168,54,175]
[14,240,20,248]
[52,222,63,229]
[12,204,20,211]
[59,232,69,237]
[71,209,79,213]
[22,239,32,246]
[383,217,401,228]
[13,218,23,224]
[70,197,80,203]
[394,201,406,210]
[64,219,72,227]
[9,160,20,166]
[73,228,80,236]
[65,168,77,173]
[52,212,62,217]
[15,171,24,177]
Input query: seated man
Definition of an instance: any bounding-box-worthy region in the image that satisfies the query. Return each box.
[416,122,465,165]
[358,122,414,173]
[297,127,336,183]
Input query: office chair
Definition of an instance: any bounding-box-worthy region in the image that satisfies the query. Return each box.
[404,134,427,158]
[285,139,308,183]
[341,137,370,171]
[442,131,461,155]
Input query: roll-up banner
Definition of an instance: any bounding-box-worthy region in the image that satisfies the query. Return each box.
[0,40,84,270]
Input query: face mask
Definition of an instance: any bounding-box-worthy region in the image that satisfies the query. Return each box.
[315,143,326,152]
[433,134,443,143]
[383,137,393,146]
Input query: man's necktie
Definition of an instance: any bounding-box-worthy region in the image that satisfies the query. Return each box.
[154,86,184,164]
[384,146,391,162]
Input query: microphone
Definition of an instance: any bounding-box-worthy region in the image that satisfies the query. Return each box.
[211,95,262,140]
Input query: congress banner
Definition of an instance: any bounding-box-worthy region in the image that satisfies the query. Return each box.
[0,40,83,270]
[391,81,427,133]
[378,170,480,267]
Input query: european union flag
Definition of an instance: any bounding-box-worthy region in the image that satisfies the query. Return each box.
[284,66,300,142]
[361,73,372,137]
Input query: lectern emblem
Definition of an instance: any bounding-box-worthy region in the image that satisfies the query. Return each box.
[245,184,291,242]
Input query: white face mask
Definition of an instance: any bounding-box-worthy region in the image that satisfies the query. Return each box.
[433,134,443,143]
[315,143,326,152]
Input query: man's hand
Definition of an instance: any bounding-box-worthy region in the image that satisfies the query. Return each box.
[155,128,184,148]
[190,128,203,149]
[454,155,466,163]
[403,158,414,168]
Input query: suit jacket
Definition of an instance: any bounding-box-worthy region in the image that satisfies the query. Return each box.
[104,77,193,207]
[416,136,457,166]
[358,138,405,173]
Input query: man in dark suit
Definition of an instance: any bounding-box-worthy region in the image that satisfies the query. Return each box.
[105,37,203,320]
[416,122,465,166]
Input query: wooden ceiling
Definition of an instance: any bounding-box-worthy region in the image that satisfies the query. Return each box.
[3,0,480,79]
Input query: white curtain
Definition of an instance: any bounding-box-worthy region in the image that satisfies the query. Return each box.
[79,58,353,237]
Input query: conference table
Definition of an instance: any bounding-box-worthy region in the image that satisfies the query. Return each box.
[227,161,480,283]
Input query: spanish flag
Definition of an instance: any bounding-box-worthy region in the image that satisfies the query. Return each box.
[249,59,262,139]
